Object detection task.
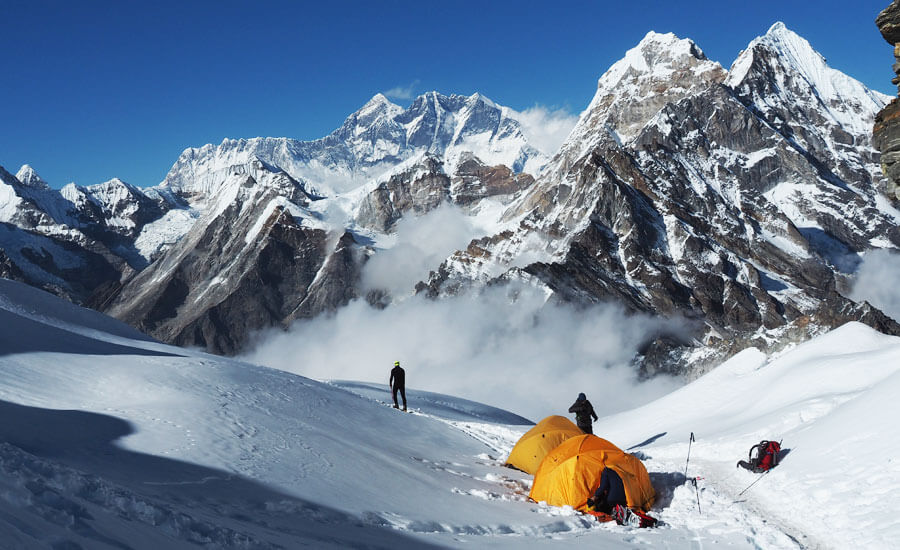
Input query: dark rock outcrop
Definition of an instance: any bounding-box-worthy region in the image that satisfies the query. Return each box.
[103,167,366,355]
[874,1,900,201]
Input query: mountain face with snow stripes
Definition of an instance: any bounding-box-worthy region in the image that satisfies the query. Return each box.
[422,24,900,373]
[0,23,898,369]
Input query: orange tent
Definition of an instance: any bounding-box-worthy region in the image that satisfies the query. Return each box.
[505,415,584,475]
[528,434,655,512]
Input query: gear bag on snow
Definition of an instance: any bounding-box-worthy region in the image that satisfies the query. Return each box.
[737,440,781,473]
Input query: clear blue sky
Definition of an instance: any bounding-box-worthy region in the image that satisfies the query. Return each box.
[1,0,895,188]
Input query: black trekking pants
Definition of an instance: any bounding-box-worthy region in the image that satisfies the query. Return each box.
[392,386,407,409]
[578,423,593,435]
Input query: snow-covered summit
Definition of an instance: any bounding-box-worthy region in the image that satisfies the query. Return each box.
[553,29,727,164]
[726,21,890,135]
[599,31,713,88]
[15,164,49,189]
[158,90,546,202]
[431,22,900,376]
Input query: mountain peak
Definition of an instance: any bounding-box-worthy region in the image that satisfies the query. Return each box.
[354,93,402,121]
[98,177,129,188]
[598,31,711,91]
[16,164,49,189]
[725,22,889,136]
[469,92,497,109]
[757,21,822,63]
[636,30,706,60]
[766,21,788,35]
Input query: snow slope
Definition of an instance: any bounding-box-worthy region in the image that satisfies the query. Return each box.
[0,277,897,548]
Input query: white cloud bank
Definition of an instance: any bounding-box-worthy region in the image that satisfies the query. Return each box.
[513,105,579,156]
[851,249,900,322]
[361,203,487,297]
[242,284,682,422]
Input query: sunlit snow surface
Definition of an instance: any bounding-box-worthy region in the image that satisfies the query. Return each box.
[0,277,898,548]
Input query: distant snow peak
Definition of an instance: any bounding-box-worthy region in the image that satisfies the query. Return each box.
[97,177,131,190]
[758,21,827,71]
[469,91,498,109]
[357,93,401,118]
[367,92,390,105]
[767,21,788,34]
[638,30,706,59]
[16,164,49,189]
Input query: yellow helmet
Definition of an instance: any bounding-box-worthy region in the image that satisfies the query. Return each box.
[394,361,400,366]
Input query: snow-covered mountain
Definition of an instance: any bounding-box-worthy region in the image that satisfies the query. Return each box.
[161,91,546,201]
[1,23,898,369]
[1,269,898,548]
[0,165,131,302]
[0,92,545,352]
[423,23,900,373]
[93,92,548,353]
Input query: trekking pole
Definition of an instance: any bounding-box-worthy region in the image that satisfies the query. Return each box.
[683,432,694,482]
[692,477,702,514]
[737,470,770,497]
[684,432,701,514]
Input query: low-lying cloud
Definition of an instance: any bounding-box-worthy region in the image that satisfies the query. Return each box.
[242,284,682,422]
[514,105,579,156]
[361,203,487,297]
[850,249,900,322]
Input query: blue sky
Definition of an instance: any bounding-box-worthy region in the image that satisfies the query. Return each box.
[0,0,895,188]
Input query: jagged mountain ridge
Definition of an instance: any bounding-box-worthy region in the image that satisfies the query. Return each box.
[421,23,900,373]
[1,23,897,367]
[161,91,546,201]
[0,92,542,314]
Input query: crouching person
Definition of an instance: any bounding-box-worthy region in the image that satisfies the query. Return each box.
[586,467,627,514]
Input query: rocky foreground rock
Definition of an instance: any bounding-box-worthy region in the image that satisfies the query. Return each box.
[874,1,900,201]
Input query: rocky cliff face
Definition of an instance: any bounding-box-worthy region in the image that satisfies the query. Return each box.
[100,162,363,354]
[423,24,900,374]
[874,1,900,201]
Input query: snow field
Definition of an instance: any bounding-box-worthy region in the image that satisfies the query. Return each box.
[1,278,899,548]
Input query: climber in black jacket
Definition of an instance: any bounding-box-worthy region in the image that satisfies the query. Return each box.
[568,392,598,434]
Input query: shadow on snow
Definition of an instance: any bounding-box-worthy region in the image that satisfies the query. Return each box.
[0,400,447,549]
[0,309,182,358]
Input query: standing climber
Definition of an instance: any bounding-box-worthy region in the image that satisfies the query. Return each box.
[390,361,407,411]
[568,392,598,434]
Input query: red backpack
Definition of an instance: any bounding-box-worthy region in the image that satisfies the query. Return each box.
[737,440,781,473]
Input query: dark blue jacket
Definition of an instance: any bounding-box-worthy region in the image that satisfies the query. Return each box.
[593,468,626,505]
[568,398,598,427]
